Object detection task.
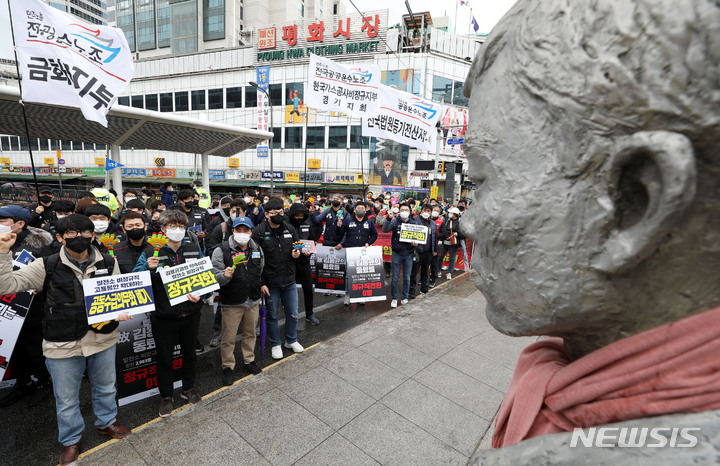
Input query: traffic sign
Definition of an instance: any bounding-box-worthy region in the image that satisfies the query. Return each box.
[154,157,165,167]
[447,138,464,145]
[58,158,65,165]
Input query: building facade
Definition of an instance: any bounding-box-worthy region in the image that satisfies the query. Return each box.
[45,0,108,25]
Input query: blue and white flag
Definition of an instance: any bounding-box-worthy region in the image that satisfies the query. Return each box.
[105,157,124,170]
[9,0,134,126]
[471,15,480,33]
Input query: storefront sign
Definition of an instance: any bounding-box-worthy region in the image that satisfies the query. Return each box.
[308,158,321,169]
[284,172,300,182]
[151,168,175,178]
[262,171,284,180]
[121,168,146,177]
[208,169,225,180]
[300,172,324,183]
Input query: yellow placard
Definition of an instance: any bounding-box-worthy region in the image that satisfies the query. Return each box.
[44,157,54,165]
[308,158,321,169]
[430,186,438,200]
[228,158,239,167]
[56,149,62,158]
[95,157,105,166]
[0,157,10,164]
[285,172,300,182]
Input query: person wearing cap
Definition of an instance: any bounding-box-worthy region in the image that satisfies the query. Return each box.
[211,216,267,385]
[336,201,379,306]
[90,180,120,213]
[0,205,54,409]
[28,185,57,228]
[382,202,418,308]
[438,207,465,280]
[288,202,320,325]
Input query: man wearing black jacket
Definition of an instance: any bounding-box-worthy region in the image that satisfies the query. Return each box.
[28,185,57,228]
[113,211,148,274]
[252,198,303,360]
[382,203,419,308]
[313,198,344,246]
[409,204,438,299]
[288,202,319,325]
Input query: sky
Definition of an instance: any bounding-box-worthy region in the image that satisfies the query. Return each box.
[0,0,518,62]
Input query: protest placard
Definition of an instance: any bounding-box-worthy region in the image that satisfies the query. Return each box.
[399,223,428,245]
[82,271,154,324]
[300,240,316,254]
[313,245,346,295]
[158,257,220,306]
[346,246,385,303]
[0,251,35,382]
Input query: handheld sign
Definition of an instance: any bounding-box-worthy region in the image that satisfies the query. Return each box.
[158,257,219,306]
[346,246,386,303]
[399,223,429,245]
[83,271,154,324]
[300,240,316,254]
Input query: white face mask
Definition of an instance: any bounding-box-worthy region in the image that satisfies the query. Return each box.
[0,224,12,234]
[243,197,252,204]
[421,212,430,219]
[56,214,67,220]
[391,207,399,214]
[399,211,410,219]
[234,232,250,245]
[165,227,185,242]
[124,197,136,204]
[230,212,237,220]
[92,220,109,233]
[431,211,439,218]
[374,203,380,209]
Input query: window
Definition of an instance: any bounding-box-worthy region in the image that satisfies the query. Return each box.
[131,95,144,108]
[0,136,9,151]
[116,5,136,52]
[83,142,95,150]
[175,91,189,111]
[285,127,302,149]
[452,81,468,107]
[328,126,347,148]
[29,138,38,151]
[271,127,281,149]
[97,144,107,151]
[145,93,158,111]
[244,86,257,107]
[157,0,170,48]
[9,137,19,151]
[269,83,282,106]
[61,140,71,151]
[170,0,198,54]
[432,76,453,103]
[203,0,225,41]
[285,82,303,106]
[226,87,242,108]
[39,139,49,151]
[298,0,304,17]
[191,90,206,110]
[306,126,325,149]
[136,0,156,51]
[118,96,130,106]
[160,92,173,112]
[72,141,83,151]
[333,2,337,14]
[350,126,369,148]
[208,88,223,109]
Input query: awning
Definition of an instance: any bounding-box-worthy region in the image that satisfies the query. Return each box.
[0,85,272,157]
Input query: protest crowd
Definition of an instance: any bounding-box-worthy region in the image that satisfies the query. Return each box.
[0,181,471,464]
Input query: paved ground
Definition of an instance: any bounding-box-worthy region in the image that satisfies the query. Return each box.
[76,275,535,465]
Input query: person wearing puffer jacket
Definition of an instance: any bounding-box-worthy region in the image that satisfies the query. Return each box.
[438,207,465,279]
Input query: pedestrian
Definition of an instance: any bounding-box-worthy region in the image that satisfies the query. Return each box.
[28,185,56,228]
[336,201,378,306]
[456,198,471,272]
[314,197,344,247]
[90,179,119,213]
[42,199,75,241]
[175,189,208,246]
[244,191,265,226]
[439,207,464,279]
[132,209,204,417]
[83,203,124,248]
[251,197,304,359]
[212,216,267,385]
[160,182,174,207]
[113,211,149,274]
[382,203,418,308]
[409,204,438,297]
[0,214,132,465]
[430,205,444,282]
[287,202,319,325]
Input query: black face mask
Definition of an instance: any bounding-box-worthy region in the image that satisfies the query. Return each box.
[223,206,231,216]
[270,213,285,225]
[212,202,219,208]
[331,200,341,208]
[193,199,199,206]
[458,206,465,211]
[290,216,303,225]
[39,195,52,204]
[151,220,160,229]
[65,236,91,253]
[126,227,145,241]
[184,201,193,210]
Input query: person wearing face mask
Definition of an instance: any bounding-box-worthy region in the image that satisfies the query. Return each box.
[133,209,205,418]
[287,202,319,325]
[160,182,175,208]
[84,203,123,251]
[211,216,267,385]
[0,214,132,464]
[409,204,438,298]
[43,200,75,246]
[147,209,163,236]
[439,207,466,279]
[430,205,445,282]
[175,189,208,246]
[336,201,378,306]
[207,198,247,255]
[28,185,57,228]
[313,198,344,247]
[111,189,140,220]
[382,203,418,308]
[192,180,211,209]
[252,197,303,360]
[243,191,265,226]
[112,211,149,274]
[90,179,120,213]
[0,205,54,409]
[456,198,472,273]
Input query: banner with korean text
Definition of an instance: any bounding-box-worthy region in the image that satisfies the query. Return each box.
[346,246,385,303]
[306,54,381,117]
[256,66,270,158]
[363,84,442,151]
[158,257,220,306]
[83,271,154,324]
[10,0,134,126]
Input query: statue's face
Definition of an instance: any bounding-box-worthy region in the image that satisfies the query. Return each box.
[463,50,601,336]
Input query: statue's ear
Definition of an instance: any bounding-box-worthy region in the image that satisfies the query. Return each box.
[592,131,696,274]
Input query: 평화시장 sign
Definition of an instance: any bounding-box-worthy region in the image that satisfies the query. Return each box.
[399,223,428,245]
[83,271,154,324]
[158,257,219,306]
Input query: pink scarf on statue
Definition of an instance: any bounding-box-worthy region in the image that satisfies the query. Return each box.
[492,306,720,448]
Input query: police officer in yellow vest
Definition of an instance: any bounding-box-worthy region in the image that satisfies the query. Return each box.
[90,180,120,213]
[193,180,211,209]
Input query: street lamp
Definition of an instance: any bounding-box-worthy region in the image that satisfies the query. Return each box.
[249,81,274,197]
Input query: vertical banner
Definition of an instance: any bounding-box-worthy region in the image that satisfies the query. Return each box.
[256,65,270,158]
[346,246,386,303]
[116,313,183,406]
[0,251,36,383]
[362,84,442,151]
[313,245,346,295]
[10,0,134,126]
[305,54,381,118]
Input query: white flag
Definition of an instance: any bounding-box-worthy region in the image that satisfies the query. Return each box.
[362,84,442,151]
[305,54,381,118]
[9,0,134,127]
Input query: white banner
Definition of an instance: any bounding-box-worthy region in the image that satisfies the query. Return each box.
[362,84,442,151]
[82,271,154,324]
[305,54,381,118]
[158,257,220,306]
[10,0,134,126]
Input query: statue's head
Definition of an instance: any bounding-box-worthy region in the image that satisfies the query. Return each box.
[463,0,720,357]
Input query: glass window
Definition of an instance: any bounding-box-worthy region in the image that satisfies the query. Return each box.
[19,137,28,151]
[136,0,156,51]
[157,0,170,48]
[286,82,303,106]
[50,140,59,150]
[269,83,282,106]
[432,75,453,103]
[145,93,158,111]
[333,3,337,14]
[191,90,206,110]
[226,87,242,108]
[29,138,39,151]
[271,127,281,149]
[328,126,347,148]
[39,139,49,151]
[1,136,10,151]
[285,127,302,149]
[171,0,198,54]
[72,141,83,151]
[118,96,130,106]
[306,126,325,149]
[244,86,257,107]
[83,142,95,150]
[131,95,144,108]
[452,81,468,107]
[96,144,107,151]
[203,0,225,41]
[116,2,136,52]
[160,92,173,112]
[9,137,18,151]
[61,140,71,151]
[175,91,189,111]
[350,126,369,148]
[208,88,223,109]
